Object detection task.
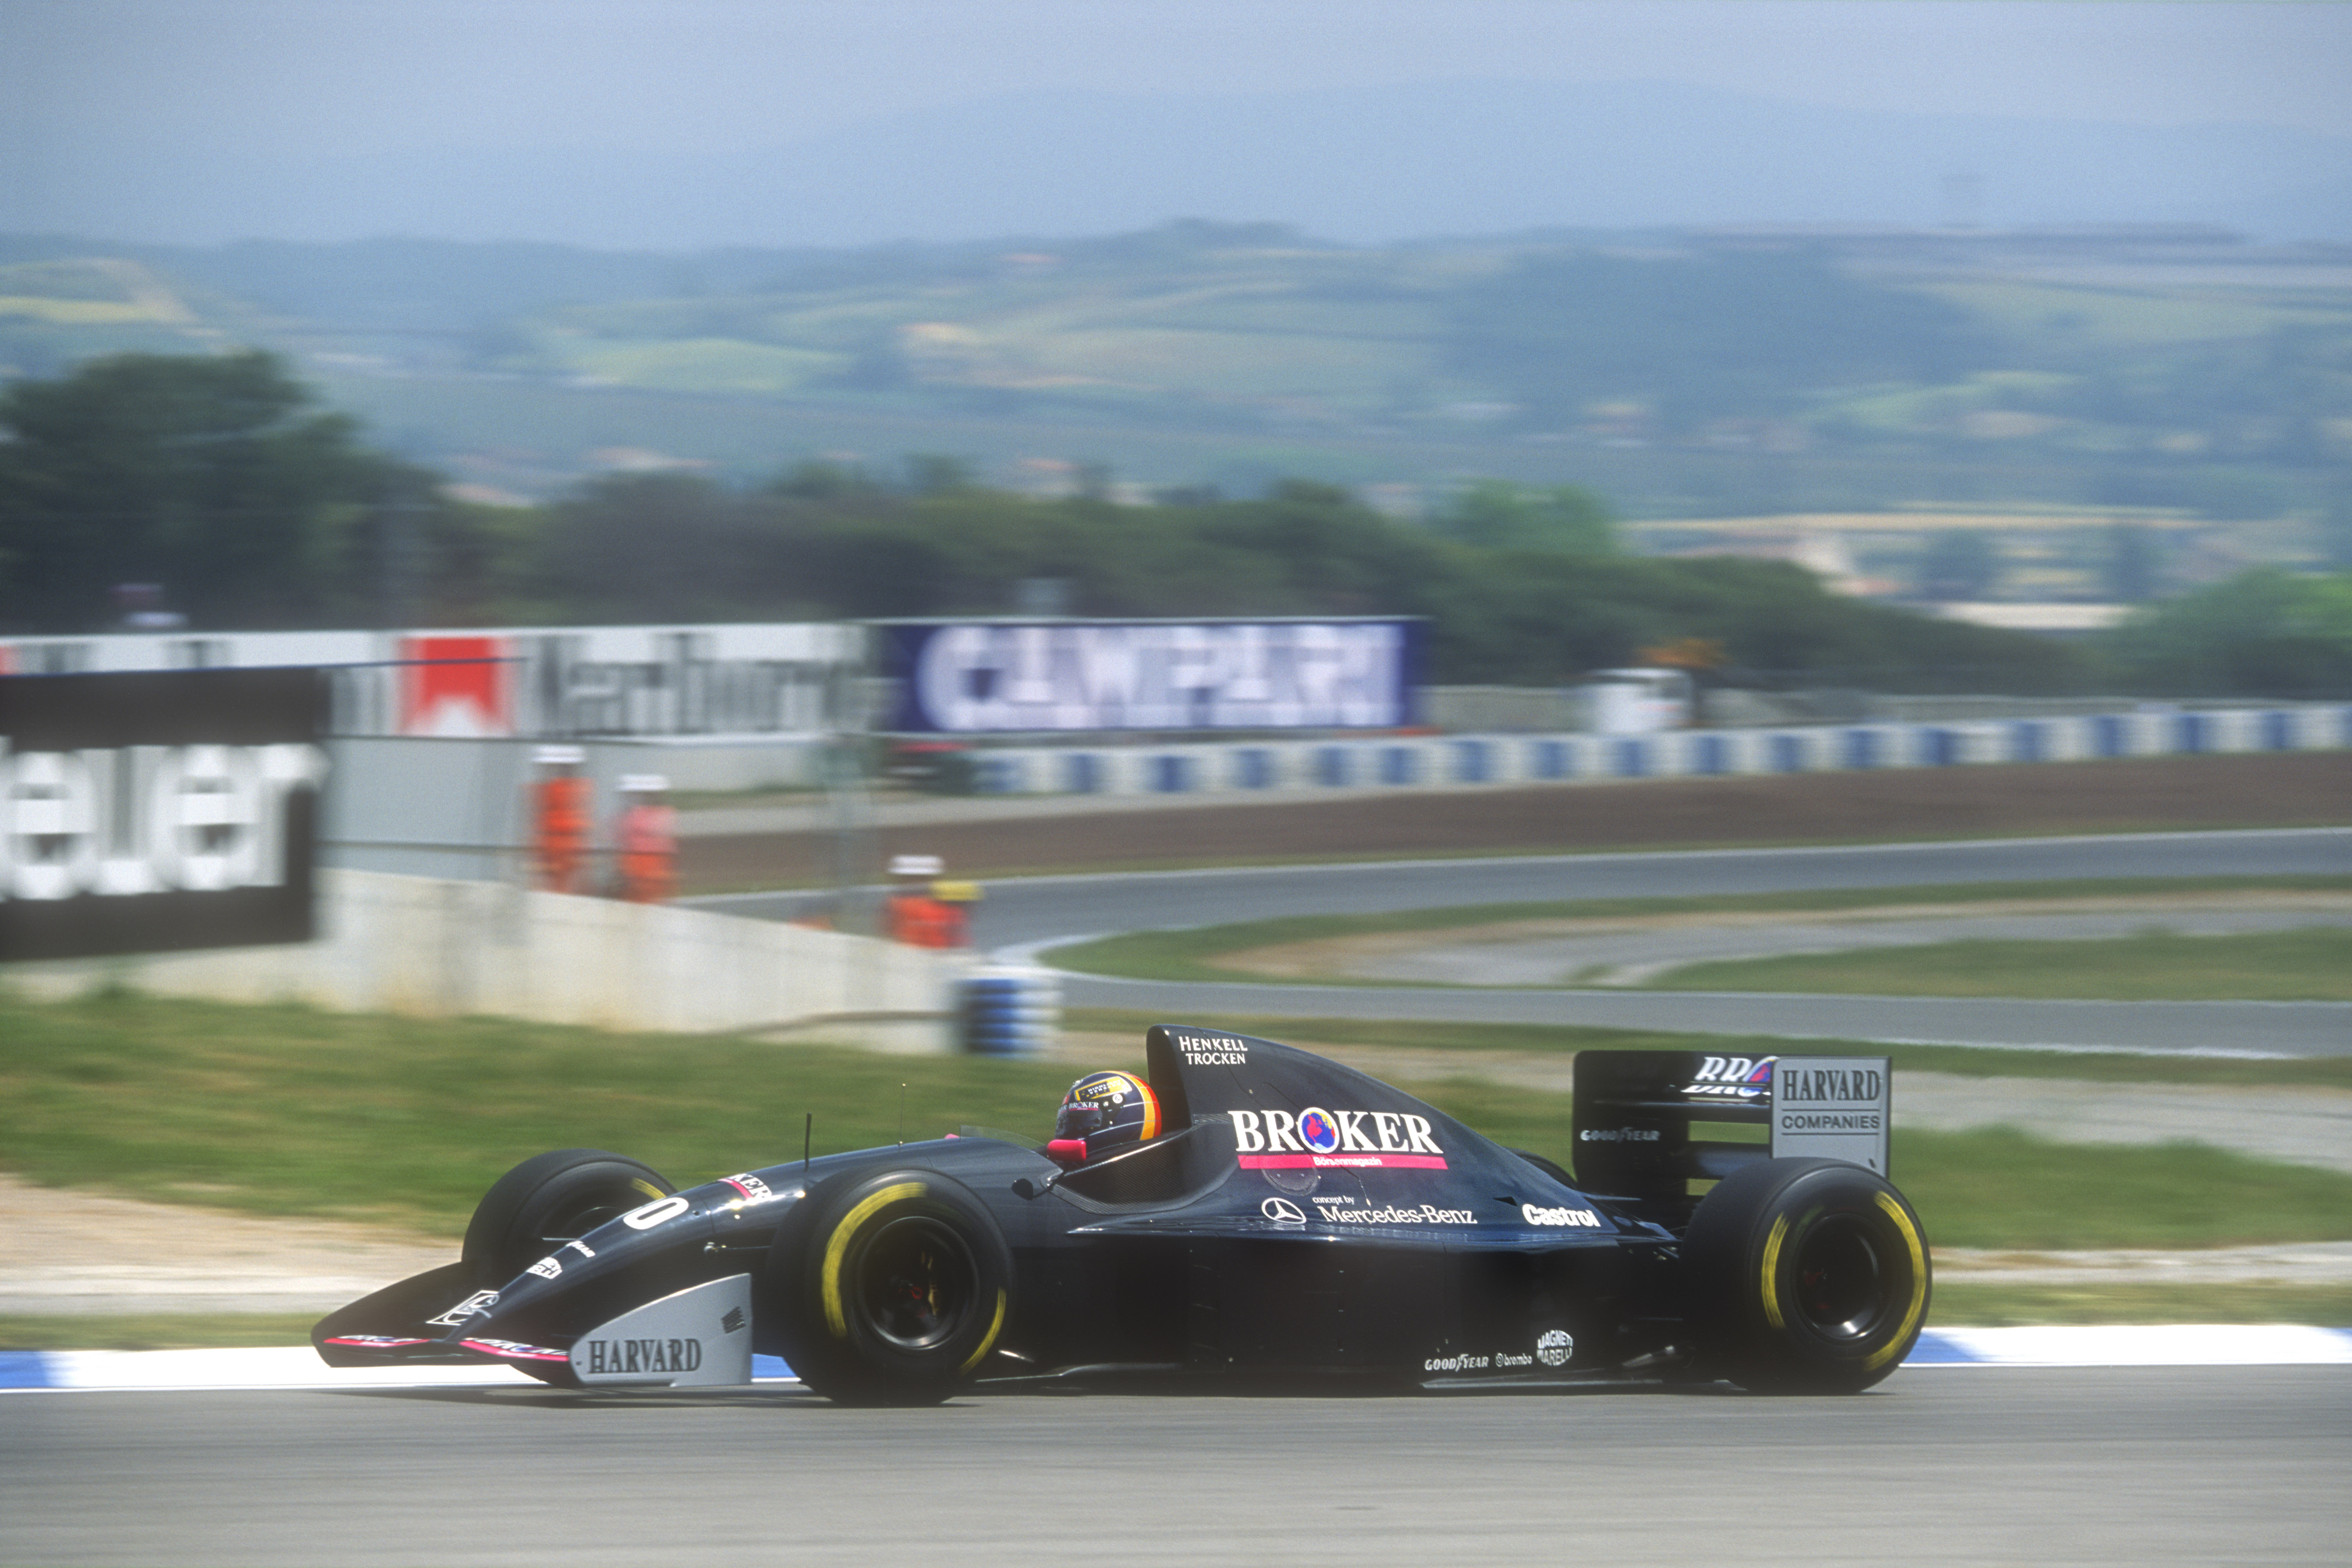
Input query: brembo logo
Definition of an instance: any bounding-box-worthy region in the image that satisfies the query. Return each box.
[581,1337,704,1376]
[1231,1108,1447,1170]
[427,1290,499,1326]
[0,743,326,901]
[526,1238,596,1279]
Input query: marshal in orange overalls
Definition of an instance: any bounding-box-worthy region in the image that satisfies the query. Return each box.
[531,752,592,894]
[616,775,676,903]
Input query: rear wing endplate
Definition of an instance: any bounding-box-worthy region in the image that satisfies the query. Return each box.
[1571,1050,1890,1213]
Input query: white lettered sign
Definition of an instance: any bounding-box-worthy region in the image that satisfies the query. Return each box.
[1769,1056,1891,1175]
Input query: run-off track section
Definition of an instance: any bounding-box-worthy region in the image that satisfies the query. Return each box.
[3,1367,2347,1566]
[700,829,2352,1055]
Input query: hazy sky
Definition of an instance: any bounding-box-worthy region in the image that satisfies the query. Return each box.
[7,0,2349,244]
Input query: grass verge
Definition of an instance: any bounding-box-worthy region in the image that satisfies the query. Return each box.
[5,991,2346,1250]
[0,989,1078,1237]
[1869,1126,2352,1250]
[1923,1283,2352,1329]
[1647,927,2352,1001]
[1390,1082,2352,1251]
[0,1314,325,1351]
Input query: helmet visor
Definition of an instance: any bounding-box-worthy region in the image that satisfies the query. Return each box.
[1055,1101,1113,1140]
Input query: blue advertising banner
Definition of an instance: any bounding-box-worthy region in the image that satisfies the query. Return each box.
[880,620,1424,734]
[0,667,329,961]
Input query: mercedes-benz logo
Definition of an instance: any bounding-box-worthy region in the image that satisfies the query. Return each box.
[1260,1197,1307,1225]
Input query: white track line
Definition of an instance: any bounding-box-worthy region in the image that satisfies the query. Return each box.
[6,1332,2347,1391]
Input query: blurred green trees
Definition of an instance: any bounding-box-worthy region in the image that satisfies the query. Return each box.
[511,469,2089,692]
[0,351,442,631]
[1429,480,1617,556]
[2104,569,2352,698]
[18,352,2352,699]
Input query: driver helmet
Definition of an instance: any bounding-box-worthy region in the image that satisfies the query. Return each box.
[1051,1070,1161,1162]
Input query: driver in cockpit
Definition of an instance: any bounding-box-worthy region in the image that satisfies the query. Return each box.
[1044,1070,1162,1167]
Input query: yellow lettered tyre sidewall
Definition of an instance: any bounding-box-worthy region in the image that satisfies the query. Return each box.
[1687,1157,1932,1394]
[822,1181,927,1338]
[1861,1190,1930,1374]
[776,1168,1016,1406]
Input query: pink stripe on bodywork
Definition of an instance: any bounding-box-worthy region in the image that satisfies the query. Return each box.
[1239,1153,1448,1170]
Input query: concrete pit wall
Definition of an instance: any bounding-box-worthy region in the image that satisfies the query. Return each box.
[4,869,962,1052]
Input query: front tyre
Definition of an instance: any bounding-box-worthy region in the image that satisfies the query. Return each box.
[462,1148,674,1289]
[769,1170,1012,1406]
[1683,1158,1930,1394]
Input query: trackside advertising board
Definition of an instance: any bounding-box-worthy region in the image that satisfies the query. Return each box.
[0,623,859,740]
[1768,1056,1891,1176]
[0,668,329,961]
[879,619,1424,733]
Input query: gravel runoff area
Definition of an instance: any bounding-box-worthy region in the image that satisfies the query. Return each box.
[676,751,2352,889]
[0,1174,454,1317]
[1243,897,2352,988]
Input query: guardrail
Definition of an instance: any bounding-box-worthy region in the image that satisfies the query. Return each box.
[959,705,2352,798]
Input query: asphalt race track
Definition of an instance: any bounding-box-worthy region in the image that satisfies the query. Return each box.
[710,827,2352,947]
[5,1368,2344,1565]
[702,828,2352,1054]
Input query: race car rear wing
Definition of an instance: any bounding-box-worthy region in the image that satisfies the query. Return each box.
[1571,1050,1890,1223]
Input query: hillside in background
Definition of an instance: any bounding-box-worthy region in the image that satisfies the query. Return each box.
[1,220,2347,603]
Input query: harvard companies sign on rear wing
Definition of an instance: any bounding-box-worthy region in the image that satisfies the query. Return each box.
[0,667,329,961]
[1570,1051,1891,1224]
[1769,1056,1892,1174]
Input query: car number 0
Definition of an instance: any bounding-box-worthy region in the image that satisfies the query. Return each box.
[622,1194,689,1230]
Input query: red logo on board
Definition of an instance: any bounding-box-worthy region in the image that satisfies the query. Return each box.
[400,636,510,736]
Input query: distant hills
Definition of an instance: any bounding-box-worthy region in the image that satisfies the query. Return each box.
[1,219,2345,538]
[17,79,2352,250]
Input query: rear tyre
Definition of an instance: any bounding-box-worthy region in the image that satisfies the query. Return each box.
[768,1169,1012,1406]
[462,1148,674,1289]
[1683,1157,1930,1394]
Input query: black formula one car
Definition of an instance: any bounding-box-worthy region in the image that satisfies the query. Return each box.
[316,1026,1930,1402]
